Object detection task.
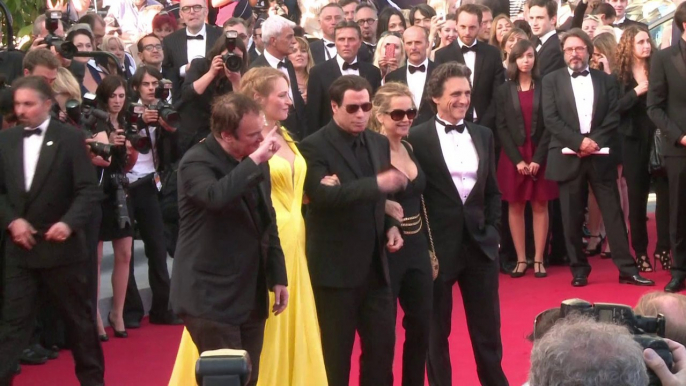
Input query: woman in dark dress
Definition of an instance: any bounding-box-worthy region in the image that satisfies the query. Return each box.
[616,25,671,271]
[495,39,558,278]
[371,82,433,386]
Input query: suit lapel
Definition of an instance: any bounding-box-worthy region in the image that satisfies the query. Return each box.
[590,70,602,125]
[418,61,435,111]
[365,131,381,173]
[464,123,485,204]
[10,129,26,207]
[324,124,363,177]
[560,72,580,128]
[177,32,188,65]
[26,123,59,203]
[473,44,485,86]
[205,24,216,53]
[450,42,466,64]
[670,46,686,80]
[531,81,542,136]
[509,82,525,138]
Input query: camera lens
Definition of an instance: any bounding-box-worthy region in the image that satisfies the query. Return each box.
[223,54,243,73]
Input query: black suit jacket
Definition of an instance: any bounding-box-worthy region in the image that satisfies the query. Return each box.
[162,24,223,102]
[495,80,550,165]
[542,68,620,182]
[385,61,436,126]
[408,119,501,278]
[306,59,382,136]
[309,40,373,65]
[171,134,288,324]
[0,120,99,269]
[299,121,395,288]
[647,43,686,157]
[536,34,566,77]
[433,41,504,131]
[250,54,308,140]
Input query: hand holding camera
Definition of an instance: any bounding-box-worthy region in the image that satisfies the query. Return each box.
[644,339,686,386]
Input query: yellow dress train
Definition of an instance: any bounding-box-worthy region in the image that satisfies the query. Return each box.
[168,133,328,386]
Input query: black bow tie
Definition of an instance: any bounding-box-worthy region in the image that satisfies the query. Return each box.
[342,62,359,71]
[409,64,426,74]
[186,34,203,40]
[461,44,477,54]
[437,118,465,134]
[571,70,590,78]
[23,127,42,138]
[277,61,286,69]
[325,42,335,48]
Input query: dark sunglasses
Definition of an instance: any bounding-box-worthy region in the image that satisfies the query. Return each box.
[344,102,373,114]
[387,108,417,121]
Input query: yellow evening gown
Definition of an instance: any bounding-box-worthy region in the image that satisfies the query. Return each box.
[168,132,328,386]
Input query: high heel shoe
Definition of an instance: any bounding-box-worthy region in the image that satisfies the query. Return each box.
[636,253,653,272]
[99,334,109,342]
[584,235,605,257]
[654,250,672,271]
[534,262,547,278]
[510,262,528,278]
[108,312,128,338]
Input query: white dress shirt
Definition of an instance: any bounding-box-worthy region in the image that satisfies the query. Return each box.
[457,39,478,120]
[435,115,479,203]
[407,59,428,108]
[536,29,557,51]
[337,55,360,76]
[322,38,337,60]
[264,49,293,100]
[23,117,50,191]
[182,24,207,78]
[568,67,594,134]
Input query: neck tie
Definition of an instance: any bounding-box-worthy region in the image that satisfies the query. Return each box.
[571,70,590,78]
[23,127,42,138]
[325,42,335,48]
[437,118,465,133]
[186,34,203,40]
[342,62,359,71]
[277,61,286,69]
[352,136,374,177]
[409,64,426,74]
[461,44,477,54]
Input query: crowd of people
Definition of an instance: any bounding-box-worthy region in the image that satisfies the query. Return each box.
[0,0,686,385]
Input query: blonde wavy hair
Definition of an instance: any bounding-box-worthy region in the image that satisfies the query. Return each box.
[370,81,415,134]
[53,67,82,103]
[490,14,512,47]
[373,32,406,70]
[238,67,292,138]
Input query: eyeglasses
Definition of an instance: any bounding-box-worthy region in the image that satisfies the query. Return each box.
[357,18,377,26]
[143,44,163,52]
[563,46,587,54]
[386,108,417,121]
[180,5,205,13]
[344,102,373,114]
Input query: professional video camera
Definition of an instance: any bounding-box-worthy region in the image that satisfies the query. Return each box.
[149,79,179,129]
[125,103,152,154]
[60,93,113,158]
[195,349,251,386]
[43,10,78,59]
[535,299,673,386]
[222,31,243,73]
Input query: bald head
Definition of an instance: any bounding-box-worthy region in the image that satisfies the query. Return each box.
[403,25,429,65]
[635,292,686,345]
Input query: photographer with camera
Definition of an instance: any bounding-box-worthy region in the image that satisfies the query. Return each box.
[28,11,87,83]
[177,30,248,154]
[120,65,182,328]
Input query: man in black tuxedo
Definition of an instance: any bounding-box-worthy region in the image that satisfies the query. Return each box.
[171,93,288,386]
[161,0,222,102]
[607,0,645,29]
[542,29,653,287]
[355,3,378,60]
[299,75,406,386]
[250,16,307,140]
[408,63,507,386]
[647,3,686,293]
[385,26,436,126]
[0,76,103,385]
[433,4,504,131]
[249,18,264,63]
[528,0,566,76]
[306,21,382,136]
[311,4,373,65]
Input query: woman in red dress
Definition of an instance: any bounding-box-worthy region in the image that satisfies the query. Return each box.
[495,39,559,278]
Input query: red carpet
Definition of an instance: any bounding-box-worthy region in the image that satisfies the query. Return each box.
[16,220,671,385]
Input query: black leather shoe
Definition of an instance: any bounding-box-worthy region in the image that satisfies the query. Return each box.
[665,278,686,293]
[149,312,184,325]
[14,362,21,374]
[124,318,141,329]
[571,276,588,287]
[19,348,47,365]
[30,344,58,360]
[619,274,655,286]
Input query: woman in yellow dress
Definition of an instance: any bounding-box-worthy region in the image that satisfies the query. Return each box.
[168,67,328,386]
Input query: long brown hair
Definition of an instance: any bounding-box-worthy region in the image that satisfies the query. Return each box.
[615,25,654,85]
[506,39,539,82]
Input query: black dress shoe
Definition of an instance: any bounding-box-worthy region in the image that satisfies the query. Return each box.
[619,274,655,286]
[14,362,21,374]
[571,276,588,287]
[19,348,47,365]
[149,312,184,325]
[665,278,686,293]
[30,344,58,360]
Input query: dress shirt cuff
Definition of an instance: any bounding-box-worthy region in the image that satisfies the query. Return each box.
[180,64,187,78]
[679,135,686,147]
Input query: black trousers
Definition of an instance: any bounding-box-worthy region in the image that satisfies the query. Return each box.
[388,233,433,386]
[558,159,638,278]
[623,136,671,254]
[313,270,396,386]
[183,312,266,386]
[427,232,508,386]
[0,261,104,386]
[665,156,686,281]
[124,175,172,321]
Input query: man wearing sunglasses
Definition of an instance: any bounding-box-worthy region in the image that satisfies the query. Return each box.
[385,26,436,127]
[299,75,407,386]
[408,62,508,386]
[137,34,164,72]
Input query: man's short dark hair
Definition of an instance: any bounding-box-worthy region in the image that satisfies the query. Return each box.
[527,0,558,18]
[334,20,362,40]
[210,93,261,137]
[328,75,372,106]
[676,2,686,33]
[355,2,377,14]
[23,48,60,72]
[130,65,163,91]
[474,4,491,16]
[409,4,436,25]
[78,13,105,30]
[339,0,359,8]
[136,33,161,53]
[560,28,594,56]
[426,62,472,109]
[320,3,343,16]
[223,17,247,29]
[457,4,484,24]
[12,76,54,101]
[592,3,617,20]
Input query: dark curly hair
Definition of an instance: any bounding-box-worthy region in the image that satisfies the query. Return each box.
[614,25,654,86]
